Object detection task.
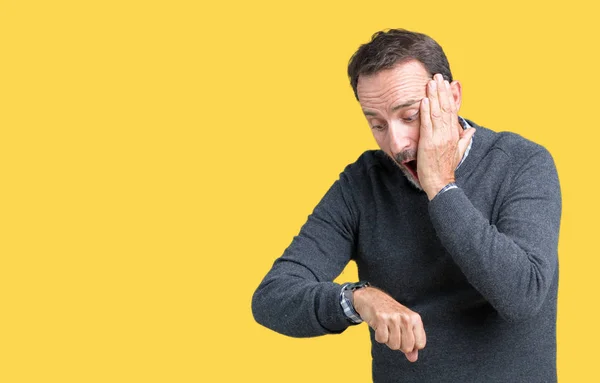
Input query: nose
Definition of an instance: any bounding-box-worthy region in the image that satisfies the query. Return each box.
[387,120,413,156]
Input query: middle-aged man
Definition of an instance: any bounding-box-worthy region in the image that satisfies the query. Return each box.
[252,29,562,382]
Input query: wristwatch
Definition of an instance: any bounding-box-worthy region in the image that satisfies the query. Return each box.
[341,281,370,324]
[343,281,370,303]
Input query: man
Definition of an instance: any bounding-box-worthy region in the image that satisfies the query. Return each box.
[252,29,561,382]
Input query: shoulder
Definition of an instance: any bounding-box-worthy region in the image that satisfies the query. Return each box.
[494,131,549,161]
[466,119,555,168]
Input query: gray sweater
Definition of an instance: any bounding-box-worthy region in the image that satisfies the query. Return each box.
[252,120,561,382]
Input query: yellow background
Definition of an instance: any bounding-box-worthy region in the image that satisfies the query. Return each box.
[1,0,597,381]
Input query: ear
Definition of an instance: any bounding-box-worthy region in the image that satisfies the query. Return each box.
[450,80,462,111]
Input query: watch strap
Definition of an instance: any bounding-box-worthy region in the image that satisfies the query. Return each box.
[340,281,370,324]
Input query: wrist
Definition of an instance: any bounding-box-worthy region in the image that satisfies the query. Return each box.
[426,179,456,200]
[340,282,370,324]
[352,285,374,315]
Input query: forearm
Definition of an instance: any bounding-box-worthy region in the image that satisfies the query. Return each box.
[428,185,561,322]
[252,176,358,337]
[252,261,350,337]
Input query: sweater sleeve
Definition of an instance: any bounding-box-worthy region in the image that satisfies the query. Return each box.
[251,171,359,337]
[428,147,561,322]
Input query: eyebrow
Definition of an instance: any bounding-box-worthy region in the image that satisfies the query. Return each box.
[362,99,421,116]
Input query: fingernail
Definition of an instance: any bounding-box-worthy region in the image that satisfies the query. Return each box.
[423,97,429,105]
[444,80,450,89]
[429,81,436,90]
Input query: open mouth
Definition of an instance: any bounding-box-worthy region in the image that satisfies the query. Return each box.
[402,159,419,180]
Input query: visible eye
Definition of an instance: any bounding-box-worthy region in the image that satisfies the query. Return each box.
[403,111,420,123]
[368,119,387,132]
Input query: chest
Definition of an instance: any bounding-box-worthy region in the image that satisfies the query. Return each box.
[354,177,502,303]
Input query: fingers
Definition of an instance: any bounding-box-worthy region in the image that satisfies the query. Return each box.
[427,78,443,130]
[420,97,431,136]
[405,349,419,363]
[457,127,476,159]
[411,320,427,363]
[399,315,416,354]
[414,318,427,350]
[373,312,424,362]
[437,78,453,129]
[360,288,426,363]
[426,74,458,138]
[374,323,389,344]
[448,81,458,114]
[418,73,464,197]
[387,320,402,350]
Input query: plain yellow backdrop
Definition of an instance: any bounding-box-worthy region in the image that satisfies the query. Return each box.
[1,0,598,381]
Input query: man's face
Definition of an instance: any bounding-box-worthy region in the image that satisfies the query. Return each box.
[356,60,432,190]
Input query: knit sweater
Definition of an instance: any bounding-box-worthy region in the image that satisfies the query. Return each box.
[252,120,561,382]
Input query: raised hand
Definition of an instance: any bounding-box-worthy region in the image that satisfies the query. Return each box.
[417,73,475,200]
